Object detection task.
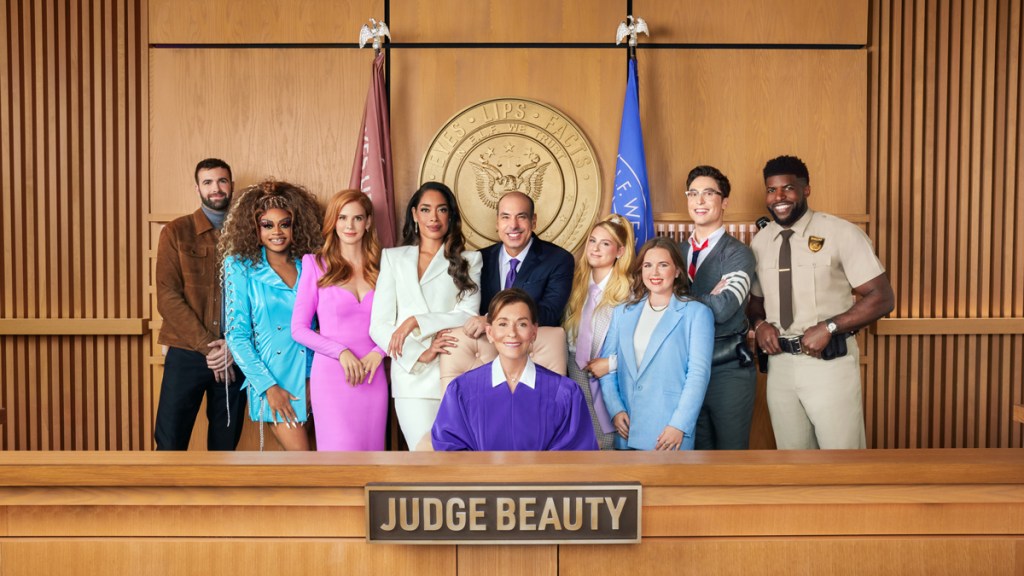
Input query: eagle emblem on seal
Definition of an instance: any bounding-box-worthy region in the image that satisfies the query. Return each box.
[469,149,550,209]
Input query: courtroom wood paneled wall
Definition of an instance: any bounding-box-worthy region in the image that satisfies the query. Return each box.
[2,0,1021,449]
[1,0,148,449]
[866,0,1024,448]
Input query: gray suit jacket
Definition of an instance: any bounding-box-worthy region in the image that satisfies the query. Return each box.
[684,233,756,337]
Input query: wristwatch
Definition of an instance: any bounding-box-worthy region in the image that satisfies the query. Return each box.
[825,318,839,334]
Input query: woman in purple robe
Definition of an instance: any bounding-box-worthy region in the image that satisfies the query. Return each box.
[431,289,598,451]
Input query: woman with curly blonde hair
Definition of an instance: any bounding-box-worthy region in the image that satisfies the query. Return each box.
[291,189,388,451]
[562,214,634,450]
[221,180,324,450]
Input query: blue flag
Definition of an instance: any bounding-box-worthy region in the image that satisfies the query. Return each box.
[612,57,654,251]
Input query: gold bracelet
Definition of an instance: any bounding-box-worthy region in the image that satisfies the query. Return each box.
[753,319,766,333]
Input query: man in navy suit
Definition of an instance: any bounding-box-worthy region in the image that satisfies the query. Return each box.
[463,191,574,337]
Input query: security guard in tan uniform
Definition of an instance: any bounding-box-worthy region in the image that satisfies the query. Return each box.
[748,156,894,449]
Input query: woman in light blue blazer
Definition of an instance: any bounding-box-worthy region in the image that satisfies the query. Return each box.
[222,180,324,450]
[599,236,714,450]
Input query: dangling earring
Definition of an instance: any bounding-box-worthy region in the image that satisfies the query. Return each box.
[415,221,419,235]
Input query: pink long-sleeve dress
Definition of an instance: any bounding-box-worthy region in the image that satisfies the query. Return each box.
[291,253,388,450]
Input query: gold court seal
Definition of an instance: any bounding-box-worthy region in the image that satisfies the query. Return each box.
[419,98,601,252]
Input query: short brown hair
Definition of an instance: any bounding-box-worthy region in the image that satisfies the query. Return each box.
[487,288,538,325]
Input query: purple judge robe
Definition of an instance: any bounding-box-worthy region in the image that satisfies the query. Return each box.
[431,360,599,451]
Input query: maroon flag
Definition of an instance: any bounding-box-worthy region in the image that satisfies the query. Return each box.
[350,52,396,247]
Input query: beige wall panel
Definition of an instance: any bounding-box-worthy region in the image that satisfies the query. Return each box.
[0,540,454,576]
[636,0,868,45]
[641,50,866,219]
[7,505,363,537]
[458,545,556,576]
[149,0,384,44]
[393,0,623,44]
[390,49,623,230]
[150,49,370,213]
[560,538,1021,576]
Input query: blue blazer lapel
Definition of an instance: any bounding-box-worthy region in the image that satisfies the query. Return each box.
[481,243,502,308]
[636,297,685,378]
[618,302,643,379]
[512,235,544,287]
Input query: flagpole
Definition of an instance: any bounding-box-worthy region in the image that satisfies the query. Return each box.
[612,15,654,251]
[353,19,397,247]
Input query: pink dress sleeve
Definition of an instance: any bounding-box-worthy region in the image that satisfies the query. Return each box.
[291,253,349,359]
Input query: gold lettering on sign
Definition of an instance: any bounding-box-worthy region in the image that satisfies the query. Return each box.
[446,498,466,531]
[469,497,487,531]
[496,497,516,530]
[519,497,537,531]
[366,484,642,544]
[537,498,562,531]
[423,498,443,531]
[586,497,604,530]
[563,497,583,531]
[606,497,627,530]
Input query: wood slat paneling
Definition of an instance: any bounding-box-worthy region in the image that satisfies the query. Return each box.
[867,0,1024,448]
[1,0,147,450]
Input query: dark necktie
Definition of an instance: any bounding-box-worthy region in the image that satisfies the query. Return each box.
[505,257,519,290]
[778,229,795,330]
[688,237,708,281]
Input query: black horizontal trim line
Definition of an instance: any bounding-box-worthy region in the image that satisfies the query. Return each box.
[150,42,864,50]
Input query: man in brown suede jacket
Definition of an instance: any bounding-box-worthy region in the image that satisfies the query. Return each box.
[154,158,246,450]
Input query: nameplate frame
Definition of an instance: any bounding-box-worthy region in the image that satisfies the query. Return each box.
[365,483,642,545]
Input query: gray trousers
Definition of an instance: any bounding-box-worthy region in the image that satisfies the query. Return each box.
[694,360,756,450]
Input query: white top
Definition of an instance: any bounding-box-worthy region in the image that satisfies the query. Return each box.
[633,299,668,366]
[490,358,537,389]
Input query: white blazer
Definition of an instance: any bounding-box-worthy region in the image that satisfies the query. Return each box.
[370,245,482,400]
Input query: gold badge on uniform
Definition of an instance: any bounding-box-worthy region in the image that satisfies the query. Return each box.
[808,236,825,252]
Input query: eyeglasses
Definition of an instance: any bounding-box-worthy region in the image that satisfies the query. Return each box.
[685,188,723,200]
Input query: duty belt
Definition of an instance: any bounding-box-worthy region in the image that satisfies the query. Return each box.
[777,332,855,357]
[777,336,804,355]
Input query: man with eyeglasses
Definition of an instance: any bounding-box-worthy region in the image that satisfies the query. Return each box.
[682,165,757,450]
[747,155,894,450]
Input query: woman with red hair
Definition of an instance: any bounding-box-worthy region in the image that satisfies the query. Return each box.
[292,189,387,450]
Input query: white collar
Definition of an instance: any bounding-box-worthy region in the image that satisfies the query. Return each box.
[590,270,611,291]
[490,358,537,389]
[688,225,726,248]
[501,236,534,267]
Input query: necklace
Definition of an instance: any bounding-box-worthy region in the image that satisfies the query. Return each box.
[648,298,669,312]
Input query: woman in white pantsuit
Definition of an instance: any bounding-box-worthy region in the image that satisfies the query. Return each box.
[370,182,481,449]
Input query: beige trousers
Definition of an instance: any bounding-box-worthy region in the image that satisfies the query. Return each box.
[766,337,866,449]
